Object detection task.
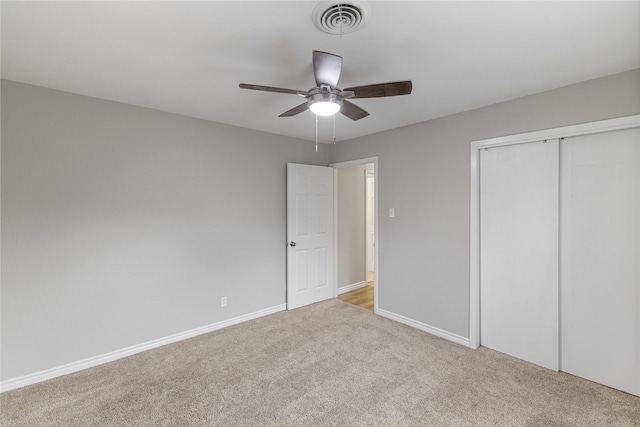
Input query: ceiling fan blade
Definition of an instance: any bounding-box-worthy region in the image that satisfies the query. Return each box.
[312,51,342,88]
[239,83,307,97]
[340,100,369,121]
[279,102,309,117]
[343,81,413,98]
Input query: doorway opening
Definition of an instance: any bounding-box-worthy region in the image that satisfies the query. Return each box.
[331,158,377,313]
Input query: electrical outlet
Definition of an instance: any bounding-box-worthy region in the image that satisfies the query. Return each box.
[221,296,227,307]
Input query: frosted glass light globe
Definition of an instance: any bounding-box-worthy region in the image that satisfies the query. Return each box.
[309,101,341,116]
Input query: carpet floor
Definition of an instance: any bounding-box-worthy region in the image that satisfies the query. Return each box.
[1,299,639,426]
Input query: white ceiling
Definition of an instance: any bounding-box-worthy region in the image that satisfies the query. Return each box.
[2,1,639,142]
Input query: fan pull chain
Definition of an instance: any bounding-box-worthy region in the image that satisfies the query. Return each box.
[333,113,336,144]
[315,115,319,152]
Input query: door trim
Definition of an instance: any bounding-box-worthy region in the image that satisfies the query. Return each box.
[469,114,640,349]
[330,157,379,313]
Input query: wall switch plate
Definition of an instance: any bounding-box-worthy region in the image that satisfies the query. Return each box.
[389,208,395,218]
[221,296,227,307]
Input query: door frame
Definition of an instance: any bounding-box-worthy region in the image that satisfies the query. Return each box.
[469,114,640,349]
[330,156,379,313]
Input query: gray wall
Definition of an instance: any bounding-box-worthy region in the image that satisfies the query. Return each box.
[1,80,329,381]
[329,68,640,339]
[3,68,639,383]
[337,164,368,289]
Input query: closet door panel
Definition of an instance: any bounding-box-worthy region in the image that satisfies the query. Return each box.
[561,128,640,396]
[480,140,559,371]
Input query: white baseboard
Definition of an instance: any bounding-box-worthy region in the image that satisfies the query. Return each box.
[337,281,367,295]
[0,303,286,393]
[376,308,470,347]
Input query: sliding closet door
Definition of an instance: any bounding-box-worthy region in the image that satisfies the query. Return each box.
[480,140,559,370]
[561,128,640,396]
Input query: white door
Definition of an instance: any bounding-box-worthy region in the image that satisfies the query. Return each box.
[365,170,375,274]
[561,128,640,396]
[287,163,334,310]
[480,140,559,371]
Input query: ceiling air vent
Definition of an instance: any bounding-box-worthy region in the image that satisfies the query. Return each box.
[312,1,371,35]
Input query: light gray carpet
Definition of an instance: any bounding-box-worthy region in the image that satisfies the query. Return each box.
[2,299,639,426]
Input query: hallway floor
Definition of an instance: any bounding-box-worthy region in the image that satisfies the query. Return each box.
[337,273,374,311]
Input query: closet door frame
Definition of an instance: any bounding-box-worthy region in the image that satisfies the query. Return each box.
[469,114,640,350]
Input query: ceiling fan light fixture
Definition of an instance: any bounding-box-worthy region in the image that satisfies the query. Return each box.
[310,101,341,116]
[308,91,343,116]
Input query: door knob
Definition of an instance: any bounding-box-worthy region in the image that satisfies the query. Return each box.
[290,241,296,247]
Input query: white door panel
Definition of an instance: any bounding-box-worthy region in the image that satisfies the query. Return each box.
[561,128,640,396]
[480,140,559,371]
[287,163,334,310]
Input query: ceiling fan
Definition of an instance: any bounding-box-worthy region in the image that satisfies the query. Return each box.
[239,50,412,121]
